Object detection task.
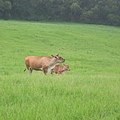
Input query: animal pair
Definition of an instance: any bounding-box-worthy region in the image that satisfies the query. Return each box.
[24,54,67,75]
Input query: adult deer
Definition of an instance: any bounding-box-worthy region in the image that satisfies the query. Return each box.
[24,54,65,75]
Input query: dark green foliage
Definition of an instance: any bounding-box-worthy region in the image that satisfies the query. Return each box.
[0,0,120,25]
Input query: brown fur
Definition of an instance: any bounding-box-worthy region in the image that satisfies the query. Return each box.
[51,64,70,74]
[24,54,65,75]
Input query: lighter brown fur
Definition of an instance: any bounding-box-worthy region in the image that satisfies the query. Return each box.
[51,64,70,75]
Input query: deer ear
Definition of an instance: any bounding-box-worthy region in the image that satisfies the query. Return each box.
[54,54,59,59]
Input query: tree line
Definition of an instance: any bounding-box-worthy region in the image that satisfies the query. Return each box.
[0,0,120,26]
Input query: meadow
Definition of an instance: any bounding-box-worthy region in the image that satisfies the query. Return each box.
[0,20,120,120]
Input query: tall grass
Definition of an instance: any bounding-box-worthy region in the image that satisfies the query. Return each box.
[0,20,120,120]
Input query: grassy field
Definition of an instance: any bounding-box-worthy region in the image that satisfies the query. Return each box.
[0,20,120,120]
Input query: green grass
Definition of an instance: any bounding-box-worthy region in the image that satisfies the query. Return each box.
[0,20,120,120]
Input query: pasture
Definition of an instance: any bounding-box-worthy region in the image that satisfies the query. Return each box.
[0,20,120,120]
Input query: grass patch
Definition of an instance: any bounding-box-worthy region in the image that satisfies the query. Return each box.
[0,20,120,120]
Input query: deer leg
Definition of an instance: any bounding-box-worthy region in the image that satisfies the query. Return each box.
[29,67,32,75]
[51,69,54,75]
[43,68,48,75]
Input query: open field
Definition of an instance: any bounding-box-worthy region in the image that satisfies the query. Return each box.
[0,20,120,120]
